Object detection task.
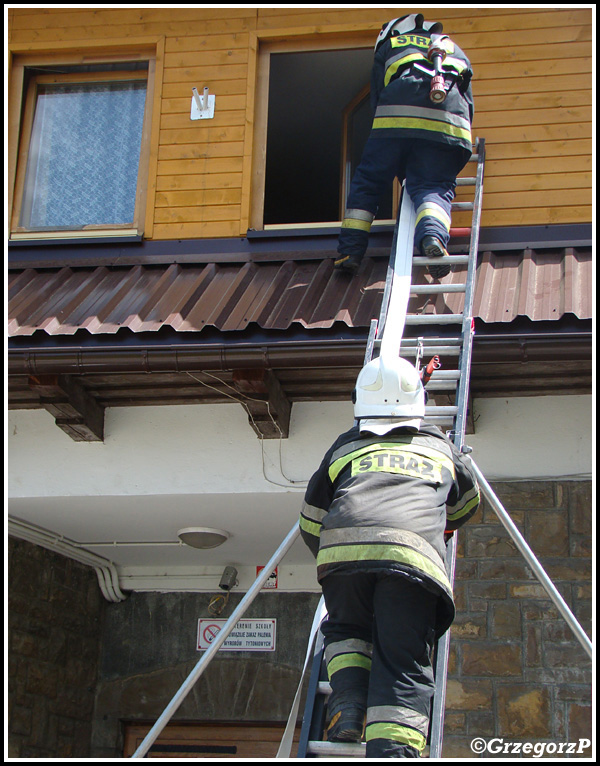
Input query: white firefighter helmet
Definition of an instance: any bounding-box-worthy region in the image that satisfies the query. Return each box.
[353,356,425,434]
[374,14,444,52]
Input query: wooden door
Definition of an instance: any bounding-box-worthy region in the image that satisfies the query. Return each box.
[123,722,300,758]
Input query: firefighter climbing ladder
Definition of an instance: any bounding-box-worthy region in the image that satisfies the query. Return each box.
[131,138,591,760]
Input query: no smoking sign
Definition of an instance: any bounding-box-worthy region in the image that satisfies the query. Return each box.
[197,619,276,651]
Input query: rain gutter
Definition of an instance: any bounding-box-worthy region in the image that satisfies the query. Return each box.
[7,332,591,376]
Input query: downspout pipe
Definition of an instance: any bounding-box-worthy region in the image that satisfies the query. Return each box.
[8,516,128,602]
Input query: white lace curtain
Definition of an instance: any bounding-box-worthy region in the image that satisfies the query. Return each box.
[21,79,147,229]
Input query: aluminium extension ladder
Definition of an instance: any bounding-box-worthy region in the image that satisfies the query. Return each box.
[131,133,590,759]
[295,138,486,759]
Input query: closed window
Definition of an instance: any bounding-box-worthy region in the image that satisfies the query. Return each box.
[10,62,154,239]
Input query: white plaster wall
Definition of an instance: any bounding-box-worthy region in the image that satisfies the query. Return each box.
[468,395,593,480]
[7,400,348,499]
[8,395,592,501]
[7,395,592,591]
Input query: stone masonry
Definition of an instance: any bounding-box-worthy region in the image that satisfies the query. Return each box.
[7,480,591,758]
[443,481,592,758]
[7,537,105,758]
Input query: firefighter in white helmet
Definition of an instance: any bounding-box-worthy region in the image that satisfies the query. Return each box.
[299,356,479,757]
[335,13,474,278]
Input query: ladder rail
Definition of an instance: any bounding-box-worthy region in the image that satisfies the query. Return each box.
[453,138,486,451]
[428,138,486,758]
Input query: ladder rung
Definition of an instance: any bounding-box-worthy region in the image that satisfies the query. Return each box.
[317,681,332,695]
[426,379,460,392]
[456,177,476,186]
[468,153,479,162]
[376,339,463,356]
[426,382,459,391]
[411,255,469,265]
[405,313,464,324]
[400,336,463,346]
[410,283,466,294]
[430,370,461,380]
[426,405,459,415]
[307,741,366,757]
[427,416,456,425]
[451,201,474,210]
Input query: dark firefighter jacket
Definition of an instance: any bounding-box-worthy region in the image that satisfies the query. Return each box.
[370,30,474,161]
[299,422,480,637]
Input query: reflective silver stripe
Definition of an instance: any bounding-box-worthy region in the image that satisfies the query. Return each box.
[367,705,430,736]
[375,104,471,133]
[319,526,445,573]
[325,638,373,665]
[344,208,374,222]
[301,502,328,524]
[446,484,480,521]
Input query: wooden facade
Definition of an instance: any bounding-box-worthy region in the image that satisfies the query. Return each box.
[7,6,592,241]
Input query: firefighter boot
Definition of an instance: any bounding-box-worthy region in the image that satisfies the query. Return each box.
[421,235,451,279]
[334,253,363,275]
[325,705,366,743]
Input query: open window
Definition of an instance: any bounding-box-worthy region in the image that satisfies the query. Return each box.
[9,53,157,241]
[251,42,396,231]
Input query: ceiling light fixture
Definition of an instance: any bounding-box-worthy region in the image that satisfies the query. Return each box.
[177,527,230,549]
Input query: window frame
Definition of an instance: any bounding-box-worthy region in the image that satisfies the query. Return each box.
[7,41,163,242]
[340,83,400,221]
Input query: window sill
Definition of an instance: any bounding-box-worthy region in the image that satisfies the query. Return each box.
[9,230,143,247]
[248,220,396,239]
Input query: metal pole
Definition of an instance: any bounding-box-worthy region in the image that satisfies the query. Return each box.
[131,521,301,758]
[470,459,592,660]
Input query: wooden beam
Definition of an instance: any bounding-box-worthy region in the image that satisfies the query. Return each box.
[232,368,291,439]
[28,374,105,442]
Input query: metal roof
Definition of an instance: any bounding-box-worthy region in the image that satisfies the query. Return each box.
[7,247,592,339]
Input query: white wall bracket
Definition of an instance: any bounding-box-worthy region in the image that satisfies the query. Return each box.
[191,86,215,120]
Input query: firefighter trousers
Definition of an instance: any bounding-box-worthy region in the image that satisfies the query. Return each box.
[321,571,438,758]
[338,136,470,259]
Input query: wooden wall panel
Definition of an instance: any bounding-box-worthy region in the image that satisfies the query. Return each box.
[8,6,592,239]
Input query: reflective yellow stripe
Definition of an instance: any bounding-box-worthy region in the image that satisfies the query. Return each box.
[384,52,428,86]
[366,722,427,753]
[327,652,372,679]
[342,217,372,232]
[443,55,468,73]
[351,448,449,484]
[372,116,472,142]
[415,203,451,232]
[299,514,322,538]
[329,441,455,482]
[317,542,452,593]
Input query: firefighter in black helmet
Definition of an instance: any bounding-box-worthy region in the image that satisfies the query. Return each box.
[335,14,474,278]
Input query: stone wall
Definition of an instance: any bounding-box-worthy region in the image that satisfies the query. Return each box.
[7,480,591,758]
[7,537,106,758]
[91,590,321,757]
[444,481,592,758]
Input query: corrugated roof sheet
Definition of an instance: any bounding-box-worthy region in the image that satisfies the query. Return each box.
[7,247,592,337]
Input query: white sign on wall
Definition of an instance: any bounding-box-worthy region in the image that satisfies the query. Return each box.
[197,619,276,652]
